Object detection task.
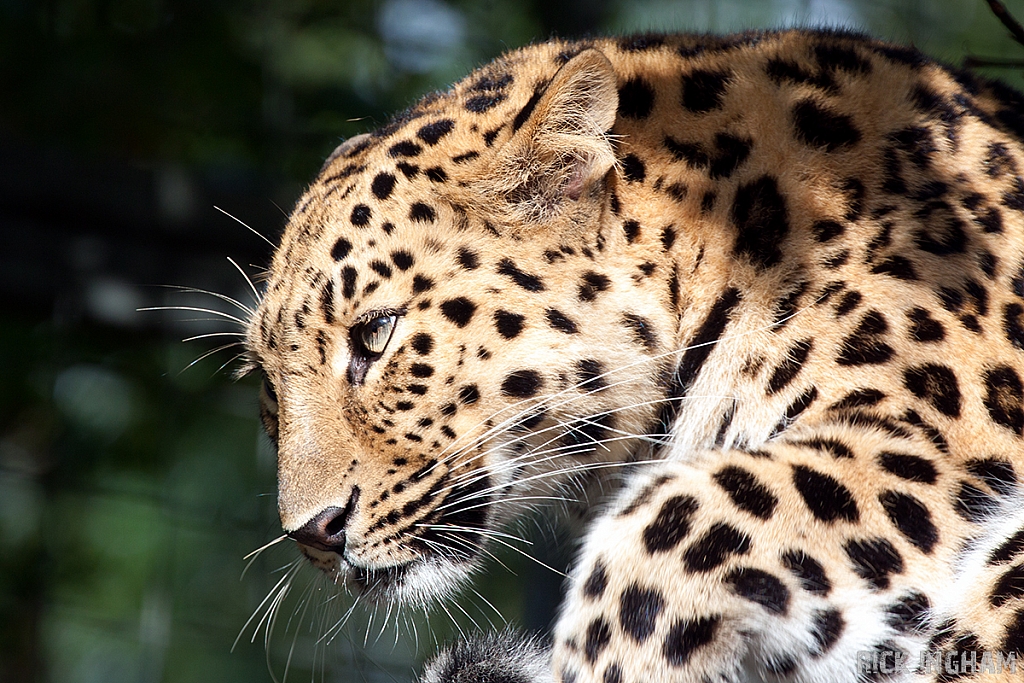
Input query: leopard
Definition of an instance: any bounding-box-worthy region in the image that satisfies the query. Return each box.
[243,28,1024,683]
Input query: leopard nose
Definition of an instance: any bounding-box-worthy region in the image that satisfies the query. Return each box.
[287,488,359,554]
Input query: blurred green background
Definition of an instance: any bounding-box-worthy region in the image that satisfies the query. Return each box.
[1,1,1022,681]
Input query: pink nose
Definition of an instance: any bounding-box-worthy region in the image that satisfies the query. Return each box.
[286,488,359,554]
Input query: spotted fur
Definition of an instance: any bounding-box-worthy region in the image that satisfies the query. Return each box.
[246,29,1024,683]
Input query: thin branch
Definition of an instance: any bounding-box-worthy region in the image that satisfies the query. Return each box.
[986,0,1024,48]
[963,56,1024,68]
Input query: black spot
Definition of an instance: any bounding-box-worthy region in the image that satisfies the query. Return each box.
[621,313,658,351]
[330,237,353,261]
[914,209,967,257]
[766,58,836,91]
[545,309,578,334]
[417,119,455,145]
[615,33,667,51]
[966,458,1016,496]
[809,608,844,656]
[989,528,1024,565]
[660,225,676,250]
[814,42,872,73]
[835,291,862,316]
[410,363,434,378]
[885,591,931,634]
[812,219,844,242]
[320,282,336,325]
[842,178,865,221]
[619,583,665,642]
[1006,303,1024,351]
[770,387,819,437]
[906,308,945,342]
[512,85,544,133]
[501,369,543,398]
[674,287,741,396]
[369,260,392,278]
[458,385,479,405]
[396,162,419,178]
[831,388,885,410]
[389,140,422,157]
[440,297,476,327]
[871,256,919,281]
[791,465,859,522]
[767,339,813,394]
[410,202,436,223]
[837,310,894,366]
[621,154,646,182]
[576,359,606,390]
[425,166,447,183]
[844,537,904,590]
[392,250,414,271]
[457,248,479,270]
[583,560,607,598]
[781,550,831,596]
[452,151,479,164]
[351,203,371,226]
[465,93,506,113]
[341,266,358,299]
[878,451,937,484]
[795,437,854,459]
[493,310,525,339]
[878,490,938,553]
[657,616,723,674]
[713,466,778,519]
[984,366,1024,436]
[954,480,997,522]
[681,69,730,113]
[665,136,708,168]
[642,495,699,553]
[578,271,611,302]
[708,133,752,179]
[903,364,962,418]
[980,251,998,278]
[793,99,862,151]
[618,77,655,119]
[622,220,641,243]
[371,173,396,200]
[602,665,620,683]
[990,565,1024,607]
[682,522,751,572]
[725,567,790,615]
[584,618,611,663]
[731,176,790,270]
[413,275,434,293]
[1003,608,1024,656]
[497,259,545,292]
[773,280,808,328]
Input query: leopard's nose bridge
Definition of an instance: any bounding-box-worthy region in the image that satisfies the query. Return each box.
[287,486,360,554]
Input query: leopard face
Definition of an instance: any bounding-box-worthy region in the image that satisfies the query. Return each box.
[248,48,679,605]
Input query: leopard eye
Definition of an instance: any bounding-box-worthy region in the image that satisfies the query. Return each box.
[358,314,397,355]
[261,377,278,410]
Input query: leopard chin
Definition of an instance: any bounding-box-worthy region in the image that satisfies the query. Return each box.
[296,542,480,607]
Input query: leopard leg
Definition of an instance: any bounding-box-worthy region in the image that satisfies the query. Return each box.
[552,419,981,683]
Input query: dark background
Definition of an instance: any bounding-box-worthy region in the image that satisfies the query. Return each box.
[1,1,1022,681]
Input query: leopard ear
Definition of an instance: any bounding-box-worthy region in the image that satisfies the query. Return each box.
[483,48,618,222]
[319,133,372,174]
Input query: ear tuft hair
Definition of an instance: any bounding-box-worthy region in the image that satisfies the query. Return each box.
[480,48,619,224]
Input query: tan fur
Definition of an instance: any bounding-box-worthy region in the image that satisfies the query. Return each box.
[248,29,1024,682]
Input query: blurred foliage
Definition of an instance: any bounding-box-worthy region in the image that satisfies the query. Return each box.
[1,0,1024,682]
